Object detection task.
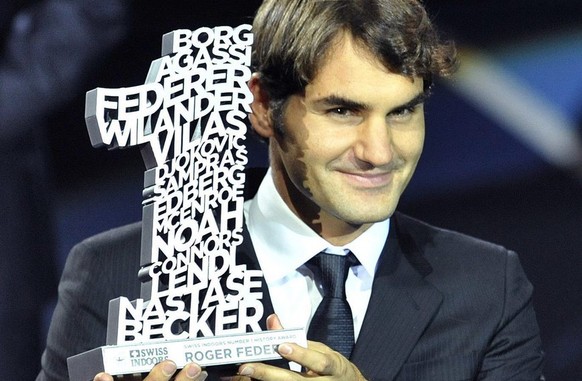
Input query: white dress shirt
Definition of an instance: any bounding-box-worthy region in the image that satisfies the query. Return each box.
[243,168,390,341]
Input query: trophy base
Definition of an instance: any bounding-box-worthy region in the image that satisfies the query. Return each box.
[67,328,306,381]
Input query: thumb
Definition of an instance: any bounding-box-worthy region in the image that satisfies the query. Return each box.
[266,313,284,330]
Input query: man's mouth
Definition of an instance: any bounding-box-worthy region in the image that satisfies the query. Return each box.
[338,170,395,188]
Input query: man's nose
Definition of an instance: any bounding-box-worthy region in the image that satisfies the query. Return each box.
[353,117,394,167]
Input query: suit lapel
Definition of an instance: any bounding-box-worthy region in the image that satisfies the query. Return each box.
[235,222,291,370]
[236,222,276,330]
[351,213,443,381]
[239,169,276,330]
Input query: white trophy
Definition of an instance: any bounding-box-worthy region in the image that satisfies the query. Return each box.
[67,25,306,381]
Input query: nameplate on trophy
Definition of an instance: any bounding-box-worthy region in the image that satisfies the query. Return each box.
[68,329,306,381]
[67,25,306,381]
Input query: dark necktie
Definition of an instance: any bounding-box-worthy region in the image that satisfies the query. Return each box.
[307,252,358,358]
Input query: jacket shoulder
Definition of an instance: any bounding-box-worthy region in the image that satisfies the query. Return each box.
[394,212,510,261]
[78,221,142,253]
[63,222,143,299]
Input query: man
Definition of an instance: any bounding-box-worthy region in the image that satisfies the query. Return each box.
[38,0,544,380]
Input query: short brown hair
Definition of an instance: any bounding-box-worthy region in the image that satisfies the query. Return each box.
[252,0,458,102]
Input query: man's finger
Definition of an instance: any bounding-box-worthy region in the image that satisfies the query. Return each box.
[143,360,178,380]
[174,363,207,381]
[93,372,114,381]
[276,342,344,376]
[266,314,284,330]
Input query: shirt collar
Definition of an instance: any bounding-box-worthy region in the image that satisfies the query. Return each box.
[244,168,390,283]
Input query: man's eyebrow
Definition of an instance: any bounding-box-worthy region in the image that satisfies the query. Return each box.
[313,95,369,110]
[390,91,430,113]
[313,91,430,112]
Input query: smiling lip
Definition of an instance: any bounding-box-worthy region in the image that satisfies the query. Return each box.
[339,171,394,188]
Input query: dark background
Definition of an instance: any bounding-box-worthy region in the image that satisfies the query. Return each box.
[6,1,582,379]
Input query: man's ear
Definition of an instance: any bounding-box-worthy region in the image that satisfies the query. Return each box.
[248,73,275,139]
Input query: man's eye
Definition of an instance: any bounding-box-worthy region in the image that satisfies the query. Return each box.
[390,106,416,119]
[329,107,354,117]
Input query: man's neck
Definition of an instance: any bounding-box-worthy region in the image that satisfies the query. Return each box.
[309,213,373,246]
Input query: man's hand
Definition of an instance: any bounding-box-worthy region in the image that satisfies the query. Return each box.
[93,360,208,381]
[235,341,366,381]
[233,314,367,381]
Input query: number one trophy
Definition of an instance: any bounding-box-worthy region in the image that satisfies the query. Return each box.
[67,25,306,381]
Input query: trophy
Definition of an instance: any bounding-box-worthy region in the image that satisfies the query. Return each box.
[67,25,306,381]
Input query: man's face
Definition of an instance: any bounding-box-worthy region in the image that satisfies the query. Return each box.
[255,35,426,241]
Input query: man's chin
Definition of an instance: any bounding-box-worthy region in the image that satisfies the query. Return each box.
[340,207,394,226]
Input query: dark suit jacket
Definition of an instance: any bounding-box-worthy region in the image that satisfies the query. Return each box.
[37,209,544,381]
